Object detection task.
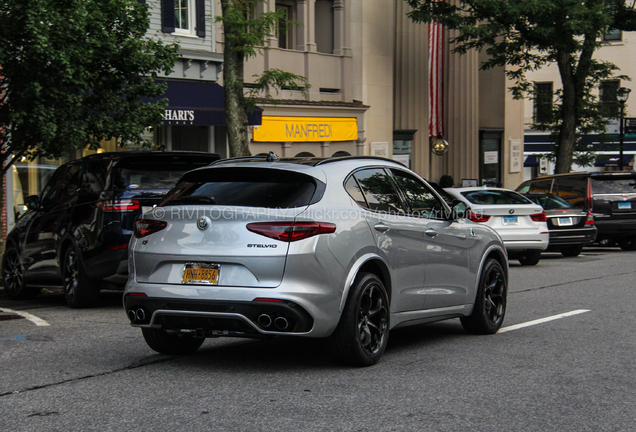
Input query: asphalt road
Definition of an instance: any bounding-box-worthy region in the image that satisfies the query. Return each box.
[1,247,635,431]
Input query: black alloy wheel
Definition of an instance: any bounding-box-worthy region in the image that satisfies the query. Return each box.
[461,258,507,334]
[2,245,40,300]
[62,245,99,308]
[331,273,390,366]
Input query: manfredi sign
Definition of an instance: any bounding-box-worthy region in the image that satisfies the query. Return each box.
[253,116,358,142]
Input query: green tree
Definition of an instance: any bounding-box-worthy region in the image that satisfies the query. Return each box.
[217,0,308,157]
[0,0,179,176]
[405,0,636,173]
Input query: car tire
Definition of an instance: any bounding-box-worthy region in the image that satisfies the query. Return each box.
[2,244,41,300]
[618,237,636,251]
[517,250,542,266]
[330,273,390,367]
[461,258,507,335]
[141,328,204,355]
[62,244,100,308]
[561,246,583,257]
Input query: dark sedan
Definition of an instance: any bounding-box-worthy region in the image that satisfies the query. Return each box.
[523,193,597,257]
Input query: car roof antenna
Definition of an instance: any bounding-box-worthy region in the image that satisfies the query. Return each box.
[266,151,280,162]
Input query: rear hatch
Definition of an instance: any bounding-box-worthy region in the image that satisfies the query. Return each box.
[591,174,636,218]
[133,166,326,288]
[109,153,220,234]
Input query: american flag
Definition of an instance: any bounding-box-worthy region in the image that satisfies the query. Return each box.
[428,5,444,137]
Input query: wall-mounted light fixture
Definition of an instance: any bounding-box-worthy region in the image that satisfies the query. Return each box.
[430,134,449,156]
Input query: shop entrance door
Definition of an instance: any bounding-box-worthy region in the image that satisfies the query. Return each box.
[479,131,502,187]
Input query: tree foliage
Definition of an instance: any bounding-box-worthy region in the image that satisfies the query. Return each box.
[217,0,308,157]
[405,0,636,173]
[0,0,180,175]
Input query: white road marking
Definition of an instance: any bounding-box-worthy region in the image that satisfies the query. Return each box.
[498,309,590,333]
[0,307,50,327]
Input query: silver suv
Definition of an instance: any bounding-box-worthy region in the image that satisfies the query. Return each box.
[124,155,508,366]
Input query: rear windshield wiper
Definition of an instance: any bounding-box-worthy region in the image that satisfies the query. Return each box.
[164,195,216,205]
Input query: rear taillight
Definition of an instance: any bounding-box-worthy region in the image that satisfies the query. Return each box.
[530,211,547,222]
[134,219,168,238]
[246,221,337,242]
[467,212,491,223]
[98,200,140,212]
[585,178,593,211]
[585,211,595,225]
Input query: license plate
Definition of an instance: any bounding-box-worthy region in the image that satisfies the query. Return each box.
[503,216,518,225]
[557,217,573,226]
[618,202,632,209]
[182,263,220,285]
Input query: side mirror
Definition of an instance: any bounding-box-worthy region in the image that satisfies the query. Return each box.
[450,199,468,220]
[25,195,40,211]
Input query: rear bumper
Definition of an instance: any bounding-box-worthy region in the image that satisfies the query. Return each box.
[547,227,597,248]
[594,218,636,240]
[503,237,549,251]
[123,279,342,338]
[123,295,314,337]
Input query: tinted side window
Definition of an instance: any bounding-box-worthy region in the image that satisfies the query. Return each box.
[527,179,553,194]
[391,169,445,219]
[554,176,587,209]
[344,176,368,208]
[352,168,405,213]
[81,158,109,196]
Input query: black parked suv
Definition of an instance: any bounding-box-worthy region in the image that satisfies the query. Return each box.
[2,151,220,307]
[516,171,636,250]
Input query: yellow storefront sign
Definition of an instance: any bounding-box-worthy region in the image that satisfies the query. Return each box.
[253,116,358,142]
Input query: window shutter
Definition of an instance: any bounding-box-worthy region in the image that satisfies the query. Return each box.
[196,0,205,38]
[161,0,175,33]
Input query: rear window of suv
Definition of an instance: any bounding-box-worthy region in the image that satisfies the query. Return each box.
[113,156,217,190]
[160,167,323,208]
[591,177,636,194]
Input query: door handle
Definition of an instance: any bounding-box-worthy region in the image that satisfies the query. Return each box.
[425,228,438,238]
[374,223,390,233]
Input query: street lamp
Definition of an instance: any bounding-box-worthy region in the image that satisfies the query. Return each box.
[617,87,631,170]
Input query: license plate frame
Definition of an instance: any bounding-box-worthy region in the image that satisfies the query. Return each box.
[557,217,573,226]
[182,263,220,285]
[618,202,632,210]
[503,216,518,225]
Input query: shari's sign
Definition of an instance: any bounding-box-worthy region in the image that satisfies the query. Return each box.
[163,109,195,124]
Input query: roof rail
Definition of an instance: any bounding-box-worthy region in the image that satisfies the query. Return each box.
[314,155,401,166]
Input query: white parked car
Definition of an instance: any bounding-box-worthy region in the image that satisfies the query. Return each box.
[444,187,549,265]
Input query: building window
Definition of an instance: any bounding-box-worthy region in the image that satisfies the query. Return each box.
[600,80,620,118]
[534,82,553,124]
[315,0,334,54]
[276,1,296,49]
[162,0,205,37]
[603,28,622,42]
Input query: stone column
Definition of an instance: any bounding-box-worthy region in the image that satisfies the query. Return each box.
[333,0,345,55]
[437,28,479,184]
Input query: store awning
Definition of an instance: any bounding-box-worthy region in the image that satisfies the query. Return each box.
[594,155,634,167]
[143,79,262,126]
[524,155,540,167]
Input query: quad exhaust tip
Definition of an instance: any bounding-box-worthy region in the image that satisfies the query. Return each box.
[128,308,147,324]
[258,314,272,328]
[274,317,289,330]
